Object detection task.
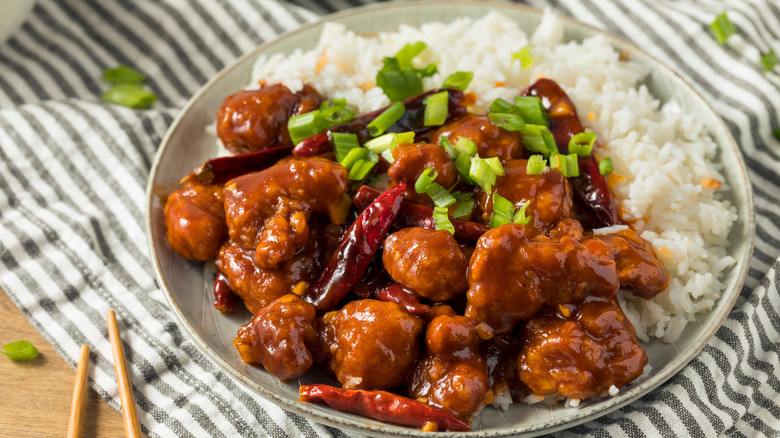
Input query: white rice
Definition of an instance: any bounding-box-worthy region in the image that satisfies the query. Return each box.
[246,11,737,343]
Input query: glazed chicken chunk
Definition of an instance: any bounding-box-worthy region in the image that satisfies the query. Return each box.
[431,113,523,161]
[465,223,619,334]
[518,298,648,399]
[163,182,228,261]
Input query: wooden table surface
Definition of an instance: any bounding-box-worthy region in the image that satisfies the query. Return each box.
[0,289,127,437]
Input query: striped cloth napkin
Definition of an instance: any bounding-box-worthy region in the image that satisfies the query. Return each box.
[0,0,778,436]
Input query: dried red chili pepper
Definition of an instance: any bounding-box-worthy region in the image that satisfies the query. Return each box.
[352,185,488,242]
[299,384,471,431]
[180,145,293,185]
[522,78,621,227]
[293,89,467,157]
[302,183,406,312]
[213,271,238,313]
[373,283,429,316]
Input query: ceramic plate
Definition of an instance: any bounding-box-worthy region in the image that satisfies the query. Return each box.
[146,1,755,436]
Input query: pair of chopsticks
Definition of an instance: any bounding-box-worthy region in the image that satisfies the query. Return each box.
[67,310,142,438]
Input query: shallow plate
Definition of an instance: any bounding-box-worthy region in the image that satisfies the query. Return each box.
[146,1,755,436]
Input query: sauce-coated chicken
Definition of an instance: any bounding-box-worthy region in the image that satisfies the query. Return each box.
[164,182,227,261]
[431,113,523,161]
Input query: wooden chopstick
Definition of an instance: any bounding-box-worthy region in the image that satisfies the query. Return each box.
[107,310,143,438]
[66,344,90,438]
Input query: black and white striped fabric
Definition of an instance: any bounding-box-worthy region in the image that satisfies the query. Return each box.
[0,0,777,436]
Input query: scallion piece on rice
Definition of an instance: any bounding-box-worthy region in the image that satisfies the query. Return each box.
[332,132,360,162]
[427,182,457,208]
[368,101,405,137]
[432,206,455,234]
[569,132,597,157]
[514,96,548,126]
[452,200,474,218]
[513,200,531,225]
[442,71,474,91]
[423,91,449,127]
[710,12,736,46]
[526,155,547,175]
[490,193,515,228]
[395,42,427,66]
[488,112,525,131]
[439,136,457,160]
[512,46,533,69]
[761,50,778,72]
[415,168,439,194]
[599,157,614,175]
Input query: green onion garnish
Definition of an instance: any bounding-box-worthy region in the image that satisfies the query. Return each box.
[439,136,457,160]
[319,104,356,126]
[710,12,736,46]
[427,182,457,208]
[526,155,547,175]
[442,71,474,91]
[288,101,355,144]
[489,98,519,115]
[564,153,580,177]
[102,84,156,109]
[288,111,320,145]
[103,65,146,85]
[423,91,449,127]
[396,42,427,67]
[415,168,439,194]
[377,42,429,101]
[368,102,405,137]
[515,96,548,126]
[452,200,474,218]
[521,124,557,156]
[488,112,526,131]
[1,340,39,360]
[452,191,473,202]
[490,193,515,228]
[484,157,505,176]
[381,149,396,164]
[341,147,370,170]
[321,98,347,109]
[761,50,778,72]
[599,157,614,175]
[453,137,478,157]
[513,200,531,225]
[512,46,534,69]
[569,132,597,157]
[542,130,559,156]
[432,206,455,234]
[416,63,439,78]
[332,132,360,162]
[455,153,475,184]
[348,159,378,180]
[469,157,498,193]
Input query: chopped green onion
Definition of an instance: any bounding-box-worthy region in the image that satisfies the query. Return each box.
[332,132,360,162]
[442,71,474,91]
[364,133,396,153]
[288,111,319,144]
[550,153,564,172]
[427,182,457,208]
[453,137,478,157]
[423,91,449,127]
[542,130,559,156]
[319,104,355,126]
[514,96,548,126]
[488,112,525,131]
[490,193,515,228]
[710,12,736,46]
[416,63,438,78]
[569,132,597,157]
[521,124,557,156]
[288,101,355,144]
[452,191,473,202]
[599,157,614,175]
[368,102,405,137]
[439,136,457,160]
[103,65,146,85]
[395,42,427,67]
[489,98,519,115]
[341,147,370,170]
[432,206,455,234]
[455,153,475,185]
[484,157,505,176]
[381,149,396,164]
[452,200,474,218]
[415,168,439,194]
[513,200,531,225]
[102,84,156,108]
[564,153,580,177]
[761,50,778,72]
[320,98,347,109]
[348,159,377,180]
[470,157,497,193]
[1,340,39,360]
[512,46,534,69]
[526,155,547,175]
[396,131,416,145]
